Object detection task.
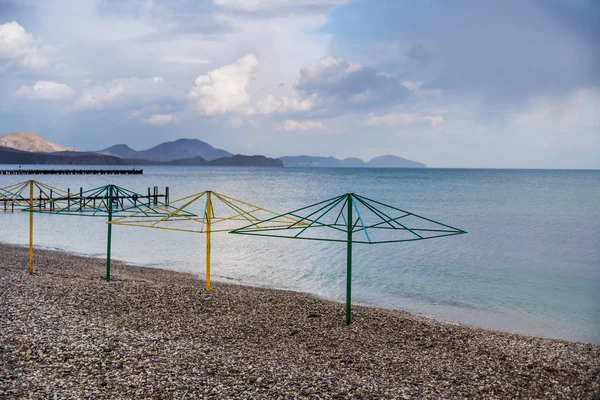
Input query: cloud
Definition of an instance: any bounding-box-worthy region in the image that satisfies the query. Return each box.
[0,21,55,68]
[212,0,350,12]
[510,87,600,148]
[162,56,212,66]
[295,56,410,109]
[282,119,324,131]
[15,81,74,100]
[189,54,258,115]
[72,76,183,111]
[146,113,175,125]
[2,0,599,168]
[425,116,444,126]
[401,81,423,92]
[187,54,412,120]
[255,92,314,115]
[188,54,411,119]
[297,56,363,94]
[365,111,444,127]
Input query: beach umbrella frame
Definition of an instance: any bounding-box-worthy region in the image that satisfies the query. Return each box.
[230,192,468,324]
[23,184,187,281]
[109,190,302,291]
[1,180,68,274]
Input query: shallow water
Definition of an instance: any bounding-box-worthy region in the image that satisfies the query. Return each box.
[0,166,599,343]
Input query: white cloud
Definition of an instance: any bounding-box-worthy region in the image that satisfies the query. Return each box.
[402,81,423,91]
[15,81,74,100]
[72,76,182,111]
[189,54,258,116]
[283,119,324,131]
[365,111,444,127]
[510,87,600,148]
[212,0,350,12]
[0,21,54,68]
[425,116,444,126]
[162,56,212,65]
[297,56,364,91]
[255,92,314,115]
[146,114,175,125]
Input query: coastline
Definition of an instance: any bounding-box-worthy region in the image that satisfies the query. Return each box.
[1,243,599,398]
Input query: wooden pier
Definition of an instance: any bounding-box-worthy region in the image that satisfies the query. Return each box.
[0,169,143,175]
[1,185,169,211]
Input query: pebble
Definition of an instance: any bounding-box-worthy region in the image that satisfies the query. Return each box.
[1,243,599,399]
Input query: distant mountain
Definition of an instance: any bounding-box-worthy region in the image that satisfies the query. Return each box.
[142,138,232,162]
[208,155,283,167]
[0,131,423,169]
[0,131,83,153]
[0,147,283,167]
[366,155,426,168]
[99,144,141,159]
[99,138,232,162]
[0,146,126,165]
[279,156,366,168]
[280,155,426,168]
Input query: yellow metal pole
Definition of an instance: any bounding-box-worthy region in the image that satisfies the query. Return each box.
[206,191,212,291]
[29,180,33,275]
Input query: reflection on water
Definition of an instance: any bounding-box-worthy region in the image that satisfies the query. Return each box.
[1,166,599,343]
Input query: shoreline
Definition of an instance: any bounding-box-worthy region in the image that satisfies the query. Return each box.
[5,240,590,345]
[1,242,599,398]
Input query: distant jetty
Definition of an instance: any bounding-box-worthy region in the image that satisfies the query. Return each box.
[0,169,143,175]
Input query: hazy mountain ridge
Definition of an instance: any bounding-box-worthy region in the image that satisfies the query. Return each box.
[0,146,283,167]
[280,155,426,168]
[0,131,83,153]
[99,138,232,162]
[0,146,127,165]
[99,144,141,159]
[367,155,427,168]
[0,131,425,168]
[0,132,280,167]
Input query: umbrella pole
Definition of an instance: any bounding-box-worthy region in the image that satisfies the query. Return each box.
[29,180,33,275]
[106,185,113,282]
[346,193,353,324]
[206,191,212,291]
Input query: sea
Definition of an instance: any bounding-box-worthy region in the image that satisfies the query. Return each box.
[0,166,599,344]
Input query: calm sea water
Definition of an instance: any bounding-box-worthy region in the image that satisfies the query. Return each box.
[0,166,599,343]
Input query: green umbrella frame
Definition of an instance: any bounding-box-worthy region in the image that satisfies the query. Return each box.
[23,184,195,281]
[230,192,467,324]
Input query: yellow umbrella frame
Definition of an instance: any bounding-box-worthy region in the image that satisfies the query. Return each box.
[0,180,69,274]
[109,190,303,290]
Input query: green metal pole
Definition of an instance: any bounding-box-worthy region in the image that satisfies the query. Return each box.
[106,185,113,282]
[346,193,353,324]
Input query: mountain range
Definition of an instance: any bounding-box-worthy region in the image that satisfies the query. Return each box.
[279,155,426,168]
[0,132,281,166]
[0,131,83,153]
[99,139,231,162]
[0,131,427,168]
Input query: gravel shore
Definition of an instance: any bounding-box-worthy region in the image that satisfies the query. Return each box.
[1,243,599,399]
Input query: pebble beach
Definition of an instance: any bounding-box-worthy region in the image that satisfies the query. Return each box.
[1,242,599,399]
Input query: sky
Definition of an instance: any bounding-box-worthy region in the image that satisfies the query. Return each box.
[0,0,599,168]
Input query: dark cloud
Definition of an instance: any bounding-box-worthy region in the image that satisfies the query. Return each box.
[326,0,600,107]
[295,56,410,113]
[1,0,598,167]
